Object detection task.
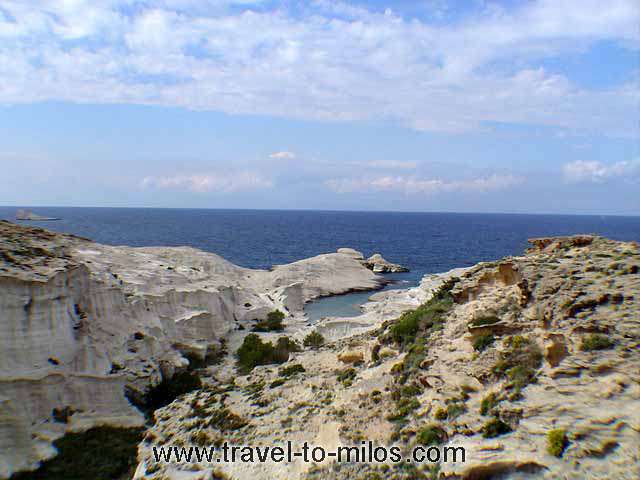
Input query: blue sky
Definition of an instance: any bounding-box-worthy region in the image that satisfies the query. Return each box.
[0,0,638,214]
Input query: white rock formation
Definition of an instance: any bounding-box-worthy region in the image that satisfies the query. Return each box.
[0,221,383,478]
[336,248,410,273]
[364,253,409,273]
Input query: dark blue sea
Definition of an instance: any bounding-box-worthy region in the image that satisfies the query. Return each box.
[2,207,639,319]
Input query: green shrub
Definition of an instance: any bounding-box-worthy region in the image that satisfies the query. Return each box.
[390,312,421,343]
[403,342,427,370]
[505,335,526,349]
[336,367,357,385]
[416,425,447,445]
[506,365,536,393]
[400,384,422,397]
[470,315,500,327]
[473,334,495,352]
[243,381,265,399]
[303,330,325,348]
[269,378,286,389]
[482,418,512,438]
[388,280,456,345]
[493,336,542,396]
[434,407,447,420]
[387,397,421,421]
[480,392,498,416]
[547,429,568,457]
[205,408,248,431]
[580,334,614,351]
[275,336,301,356]
[279,363,306,378]
[253,310,285,332]
[433,397,466,421]
[235,334,299,372]
[445,402,466,419]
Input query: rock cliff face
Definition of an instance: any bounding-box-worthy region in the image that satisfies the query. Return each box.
[0,221,384,478]
[136,235,639,480]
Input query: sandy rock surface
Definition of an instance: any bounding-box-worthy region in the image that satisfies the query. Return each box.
[136,236,639,480]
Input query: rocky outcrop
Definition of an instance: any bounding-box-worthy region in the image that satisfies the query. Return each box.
[337,248,409,273]
[0,221,384,478]
[526,235,595,253]
[364,253,409,273]
[136,235,639,480]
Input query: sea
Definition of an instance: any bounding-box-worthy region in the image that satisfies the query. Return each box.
[2,207,639,321]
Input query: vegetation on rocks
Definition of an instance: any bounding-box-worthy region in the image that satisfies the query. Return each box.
[269,378,286,388]
[473,333,495,352]
[580,334,614,351]
[387,279,456,345]
[279,363,306,377]
[303,330,325,348]
[416,424,447,446]
[387,397,421,421]
[236,333,300,372]
[482,417,512,438]
[133,235,640,480]
[252,310,286,332]
[493,335,542,399]
[443,399,467,420]
[336,367,357,386]
[469,315,501,327]
[547,429,569,457]
[205,407,248,432]
[480,392,499,416]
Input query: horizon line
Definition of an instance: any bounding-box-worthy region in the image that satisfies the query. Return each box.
[0,204,638,219]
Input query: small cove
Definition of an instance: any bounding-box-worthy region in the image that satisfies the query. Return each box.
[304,275,414,322]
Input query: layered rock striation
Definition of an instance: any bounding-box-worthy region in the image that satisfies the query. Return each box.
[0,221,384,478]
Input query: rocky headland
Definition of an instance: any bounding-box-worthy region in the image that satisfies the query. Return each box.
[0,221,390,478]
[1,222,638,480]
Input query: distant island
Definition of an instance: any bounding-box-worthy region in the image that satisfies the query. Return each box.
[15,209,60,221]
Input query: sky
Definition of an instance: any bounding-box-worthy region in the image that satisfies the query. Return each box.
[0,0,639,215]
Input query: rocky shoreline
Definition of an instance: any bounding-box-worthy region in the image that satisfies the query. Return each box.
[1,222,638,480]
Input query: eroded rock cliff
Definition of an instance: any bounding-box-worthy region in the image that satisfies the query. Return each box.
[0,221,384,478]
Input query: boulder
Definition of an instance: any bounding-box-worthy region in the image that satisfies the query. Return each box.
[364,253,409,273]
[544,333,568,367]
[337,349,365,364]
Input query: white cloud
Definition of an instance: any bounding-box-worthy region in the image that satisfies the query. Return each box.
[563,159,640,183]
[325,173,522,194]
[0,0,638,135]
[141,171,273,193]
[360,160,417,170]
[269,151,296,159]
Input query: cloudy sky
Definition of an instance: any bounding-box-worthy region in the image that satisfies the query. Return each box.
[0,0,638,214]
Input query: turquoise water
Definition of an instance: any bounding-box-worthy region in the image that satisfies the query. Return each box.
[304,291,375,322]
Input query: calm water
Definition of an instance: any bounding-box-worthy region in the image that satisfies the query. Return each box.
[2,207,639,319]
